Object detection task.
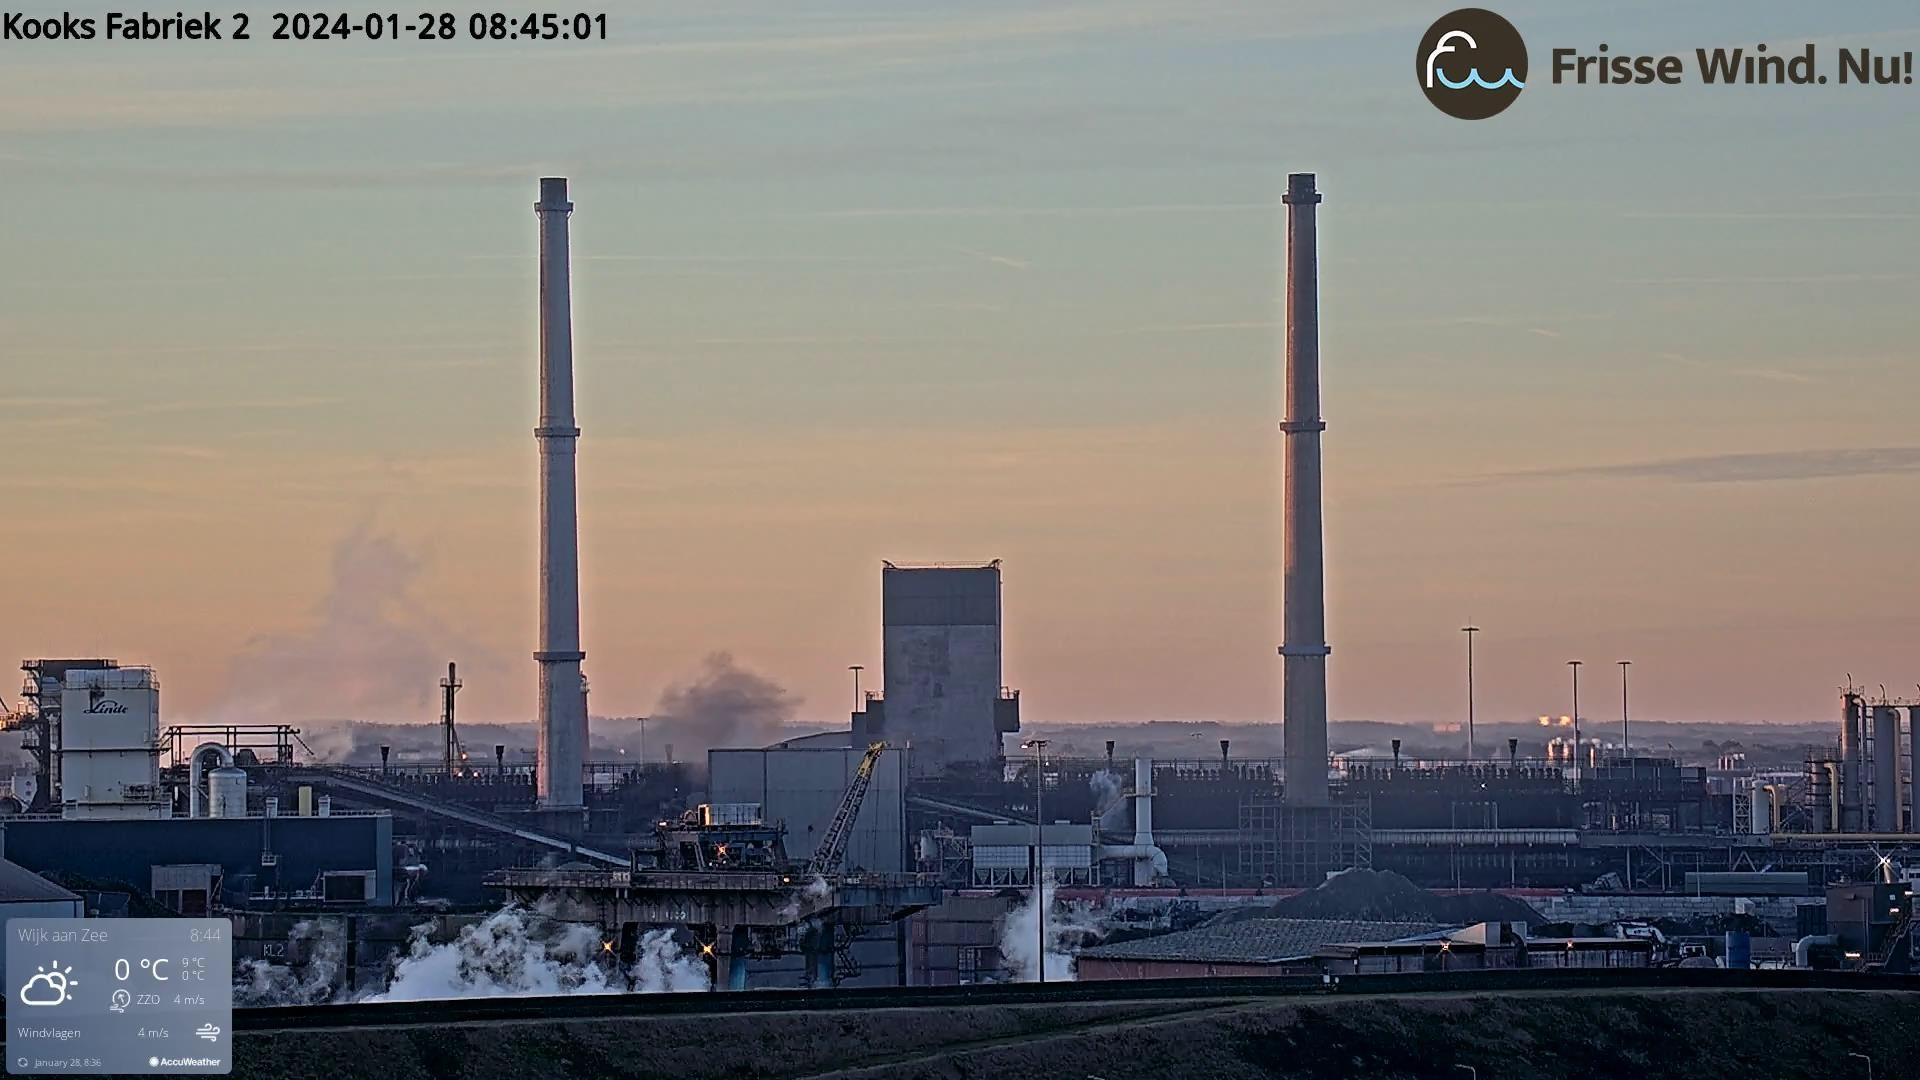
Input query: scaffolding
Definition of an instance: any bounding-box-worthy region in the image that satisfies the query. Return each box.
[1236,793,1372,886]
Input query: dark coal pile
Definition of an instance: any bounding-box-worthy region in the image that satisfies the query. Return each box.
[1215,869,1541,927]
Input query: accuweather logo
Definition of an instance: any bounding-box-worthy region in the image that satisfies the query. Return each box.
[1418,8,1529,119]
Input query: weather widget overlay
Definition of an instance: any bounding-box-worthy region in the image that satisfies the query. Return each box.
[7,919,231,1074]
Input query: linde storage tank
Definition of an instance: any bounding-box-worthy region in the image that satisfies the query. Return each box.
[207,768,247,818]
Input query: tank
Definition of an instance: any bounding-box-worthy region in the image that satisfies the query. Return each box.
[206,767,247,818]
[1724,930,1751,970]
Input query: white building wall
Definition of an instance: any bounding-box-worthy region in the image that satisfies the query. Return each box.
[57,669,165,819]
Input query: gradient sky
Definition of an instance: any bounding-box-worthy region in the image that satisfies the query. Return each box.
[3,0,1918,739]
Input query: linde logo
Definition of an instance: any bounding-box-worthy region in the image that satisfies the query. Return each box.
[1417,9,1528,120]
[83,691,128,715]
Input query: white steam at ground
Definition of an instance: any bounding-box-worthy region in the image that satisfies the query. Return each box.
[238,905,708,1004]
[235,919,344,1007]
[998,876,1105,982]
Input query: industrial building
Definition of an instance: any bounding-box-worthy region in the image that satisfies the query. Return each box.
[0,659,394,914]
[854,562,1020,776]
[5,171,1917,1000]
[709,734,909,873]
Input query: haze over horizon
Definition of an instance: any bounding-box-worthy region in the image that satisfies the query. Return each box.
[4,1,1918,736]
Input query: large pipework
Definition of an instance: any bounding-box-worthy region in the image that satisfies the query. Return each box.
[1840,693,1864,832]
[534,176,587,809]
[1280,172,1331,807]
[1113,757,1167,886]
[1873,704,1901,832]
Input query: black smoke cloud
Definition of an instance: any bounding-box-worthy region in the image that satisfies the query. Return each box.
[603,651,805,761]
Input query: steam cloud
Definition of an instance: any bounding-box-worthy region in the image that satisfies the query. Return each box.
[211,526,498,742]
[998,876,1104,982]
[237,906,710,1004]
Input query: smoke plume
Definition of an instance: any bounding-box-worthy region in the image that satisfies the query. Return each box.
[212,526,499,733]
[623,652,801,760]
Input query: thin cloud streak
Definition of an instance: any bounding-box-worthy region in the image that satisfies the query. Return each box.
[1484,448,1920,486]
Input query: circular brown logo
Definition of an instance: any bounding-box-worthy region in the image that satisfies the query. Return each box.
[1417,9,1527,119]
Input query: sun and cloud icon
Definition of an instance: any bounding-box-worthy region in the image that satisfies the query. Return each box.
[20,962,78,1007]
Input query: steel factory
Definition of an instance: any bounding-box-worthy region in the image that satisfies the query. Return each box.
[2,174,1915,1001]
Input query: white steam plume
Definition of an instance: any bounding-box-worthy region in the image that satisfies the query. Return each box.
[998,875,1105,982]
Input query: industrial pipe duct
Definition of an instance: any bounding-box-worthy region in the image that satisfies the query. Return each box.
[188,741,234,819]
[1112,757,1168,886]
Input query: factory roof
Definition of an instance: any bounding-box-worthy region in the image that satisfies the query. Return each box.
[1077,918,1450,965]
[0,857,80,904]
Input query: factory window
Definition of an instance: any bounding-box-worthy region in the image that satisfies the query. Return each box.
[956,946,984,981]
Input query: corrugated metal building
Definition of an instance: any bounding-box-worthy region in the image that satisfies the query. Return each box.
[708,734,908,873]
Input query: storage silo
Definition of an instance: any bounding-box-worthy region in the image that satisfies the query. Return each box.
[206,768,247,819]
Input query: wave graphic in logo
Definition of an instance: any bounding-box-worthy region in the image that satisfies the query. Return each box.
[1435,67,1525,90]
[1416,12,1528,119]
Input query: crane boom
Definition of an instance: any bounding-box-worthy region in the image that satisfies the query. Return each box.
[806,742,886,879]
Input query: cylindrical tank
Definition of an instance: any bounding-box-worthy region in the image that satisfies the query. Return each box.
[206,768,247,818]
[1910,706,1920,834]
[1749,783,1773,835]
[1724,931,1751,970]
[1873,705,1902,832]
[1841,694,1865,831]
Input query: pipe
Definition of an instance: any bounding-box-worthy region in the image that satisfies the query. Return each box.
[1098,844,1169,883]
[1874,704,1901,832]
[1280,171,1331,808]
[188,742,234,818]
[534,176,587,809]
[1792,934,1836,968]
[1826,761,1842,832]
[1131,757,1157,886]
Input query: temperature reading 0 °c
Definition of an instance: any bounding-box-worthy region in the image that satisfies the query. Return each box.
[112,957,174,981]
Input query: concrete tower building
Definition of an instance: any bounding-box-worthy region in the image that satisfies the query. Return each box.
[863,562,1020,777]
[1280,172,1330,807]
[534,177,587,809]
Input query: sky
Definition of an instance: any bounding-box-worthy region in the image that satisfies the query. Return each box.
[3,0,1918,739]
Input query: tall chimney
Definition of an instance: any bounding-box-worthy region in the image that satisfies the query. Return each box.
[1280,172,1330,807]
[534,177,587,809]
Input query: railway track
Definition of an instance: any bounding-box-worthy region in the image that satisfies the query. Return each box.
[233,967,1920,1032]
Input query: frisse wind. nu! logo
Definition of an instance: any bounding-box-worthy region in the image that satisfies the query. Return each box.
[1418,8,1529,119]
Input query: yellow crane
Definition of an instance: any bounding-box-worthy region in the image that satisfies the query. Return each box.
[805,742,886,879]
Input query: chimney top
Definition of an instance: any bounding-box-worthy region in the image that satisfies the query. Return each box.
[1282,172,1321,205]
[537,177,572,211]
